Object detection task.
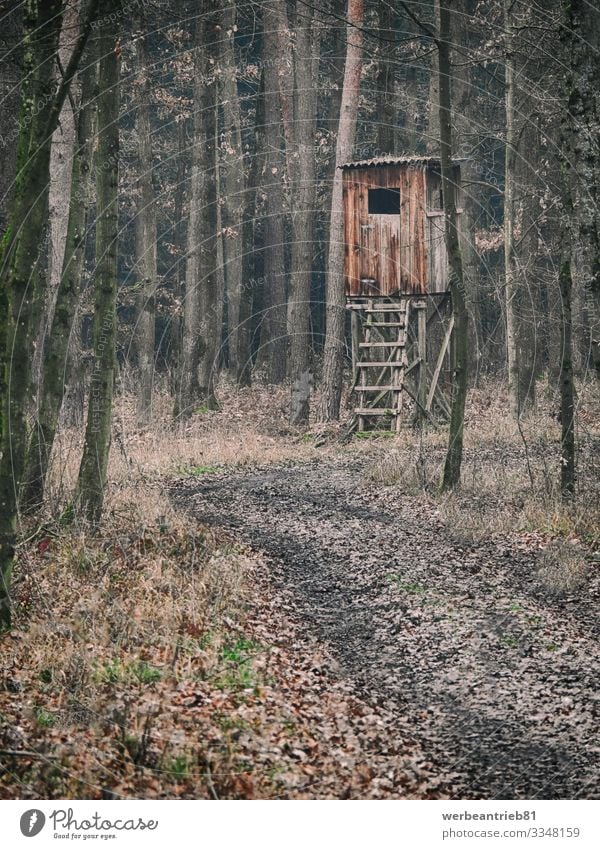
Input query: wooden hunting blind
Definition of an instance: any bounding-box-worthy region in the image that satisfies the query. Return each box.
[341,155,463,431]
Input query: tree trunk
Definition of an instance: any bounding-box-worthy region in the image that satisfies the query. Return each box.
[48,1,78,294]
[558,253,576,497]
[503,0,519,415]
[196,8,220,408]
[214,96,226,376]
[556,0,587,499]
[168,116,188,394]
[375,1,395,155]
[30,1,79,406]
[75,0,120,523]
[176,6,220,415]
[503,0,538,416]
[23,33,98,510]
[289,3,321,425]
[564,1,600,382]
[132,20,158,425]
[219,2,245,382]
[320,0,364,421]
[0,0,98,628]
[175,32,202,415]
[315,0,345,354]
[255,1,287,384]
[426,0,441,154]
[397,13,420,153]
[439,0,469,492]
[0,1,23,242]
[275,1,296,196]
[451,0,482,376]
[321,0,346,184]
[237,73,265,388]
[0,0,62,629]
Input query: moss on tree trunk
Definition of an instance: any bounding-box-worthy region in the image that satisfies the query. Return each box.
[23,36,98,511]
[0,0,66,629]
[0,0,98,627]
[75,0,120,524]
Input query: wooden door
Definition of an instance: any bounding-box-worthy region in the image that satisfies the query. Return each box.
[360,186,401,295]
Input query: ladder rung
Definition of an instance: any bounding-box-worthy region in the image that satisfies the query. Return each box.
[359,341,405,348]
[363,307,407,313]
[356,361,404,367]
[367,322,406,327]
[355,408,399,415]
[357,385,402,391]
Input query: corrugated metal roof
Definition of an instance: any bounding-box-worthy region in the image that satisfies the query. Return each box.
[339,154,441,170]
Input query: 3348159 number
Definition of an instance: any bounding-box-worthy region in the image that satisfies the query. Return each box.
[529,828,580,838]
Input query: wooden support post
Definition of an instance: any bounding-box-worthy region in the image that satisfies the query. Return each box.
[415,300,427,426]
[359,299,374,431]
[426,314,454,413]
[393,299,409,432]
[351,310,359,383]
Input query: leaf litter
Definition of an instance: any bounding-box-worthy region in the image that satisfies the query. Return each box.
[173,454,599,799]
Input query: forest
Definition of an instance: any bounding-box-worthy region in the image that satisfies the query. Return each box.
[0,0,598,803]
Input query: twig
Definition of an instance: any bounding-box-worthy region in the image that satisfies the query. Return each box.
[398,0,439,44]
[0,749,58,760]
[205,761,219,800]
[15,523,48,548]
[516,414,536,493]
[402,384,440,428]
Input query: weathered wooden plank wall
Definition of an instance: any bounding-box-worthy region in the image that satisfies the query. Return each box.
[343,163,454,297]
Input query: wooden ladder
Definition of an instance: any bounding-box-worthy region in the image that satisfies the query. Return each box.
[354,298,410,432]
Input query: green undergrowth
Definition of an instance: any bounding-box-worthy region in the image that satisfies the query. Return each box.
[177,463,222,476]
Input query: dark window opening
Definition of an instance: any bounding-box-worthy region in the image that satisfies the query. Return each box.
[368,187,400,215]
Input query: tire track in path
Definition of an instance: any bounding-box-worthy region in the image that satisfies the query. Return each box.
[172,457,600,799]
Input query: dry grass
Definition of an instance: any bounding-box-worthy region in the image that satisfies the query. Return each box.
[1,464,429,799]
[0,378,418,799]
[1,375,598,798]
[365,379,600,553]
[536,540,590,595]
[45,380,337,519]
[2,481,263,797]
[2,381,306,798]
[37,372,600,592]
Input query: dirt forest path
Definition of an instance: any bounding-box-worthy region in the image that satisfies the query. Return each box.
[172,456,599,800]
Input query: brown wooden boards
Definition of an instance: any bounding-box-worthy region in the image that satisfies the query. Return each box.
[342,158,461,297]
